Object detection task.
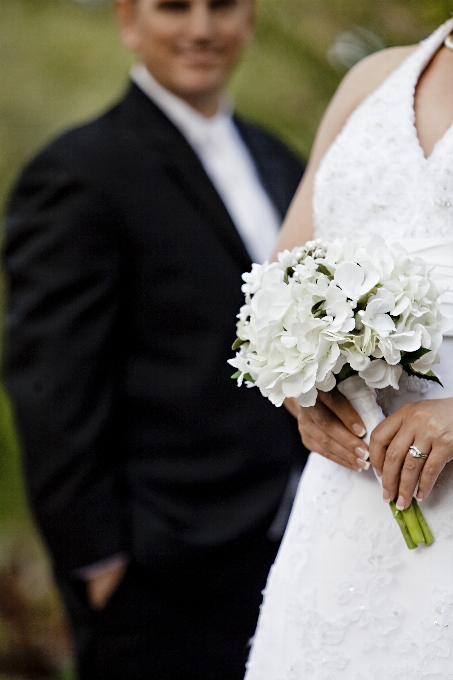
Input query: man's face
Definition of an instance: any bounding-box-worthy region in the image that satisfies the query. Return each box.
[117,0,255,112]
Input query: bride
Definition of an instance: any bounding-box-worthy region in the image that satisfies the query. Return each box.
[245,18,453,680]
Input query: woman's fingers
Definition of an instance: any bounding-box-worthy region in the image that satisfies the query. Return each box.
[371,399,453,506]
[318,389,367,437]
[301,428,364,471]
[379,425,420,505]
[369,408,405,474]
[394,438,431,509]
[298,401,369,471]
[307,445,361,472]
[414,400,453,500]
[283,397,302,419]
[417,447,452,501]
[374,407,432,507]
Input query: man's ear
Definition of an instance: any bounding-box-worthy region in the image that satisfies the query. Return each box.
[115,0,142,53]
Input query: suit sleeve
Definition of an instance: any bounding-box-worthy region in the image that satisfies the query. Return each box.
[3,147,129,574]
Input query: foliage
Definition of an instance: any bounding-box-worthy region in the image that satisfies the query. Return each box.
[0,387,28,525]
[0,0,132,214]
[232,0,452,156]
[1,0,452,210]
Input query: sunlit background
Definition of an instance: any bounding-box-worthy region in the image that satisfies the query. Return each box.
[0,1,451,678]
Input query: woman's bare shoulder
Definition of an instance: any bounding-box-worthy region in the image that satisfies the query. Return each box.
[273,45,419,252]
[338,45,418,110]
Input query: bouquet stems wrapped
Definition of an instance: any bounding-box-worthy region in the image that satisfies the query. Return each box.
[337,374,434,549]
[230,237,447,550]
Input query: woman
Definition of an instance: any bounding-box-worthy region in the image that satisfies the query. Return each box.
[245,18,453,679]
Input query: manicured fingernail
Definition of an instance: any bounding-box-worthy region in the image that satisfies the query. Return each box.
[416,492,424,501]
[352,424,367,437]
[396,496,405,511]
[356,459,370,470]
[375,469,382,478]
[355,468,362,473]
[355,446,369,460]
[383,490,392,502]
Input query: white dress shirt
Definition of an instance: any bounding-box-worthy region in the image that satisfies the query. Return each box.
[131,64,281,264]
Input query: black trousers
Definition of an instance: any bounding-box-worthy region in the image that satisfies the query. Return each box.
[58,526,279,680]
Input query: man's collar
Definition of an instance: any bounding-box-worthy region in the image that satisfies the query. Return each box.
[130,64,233,148]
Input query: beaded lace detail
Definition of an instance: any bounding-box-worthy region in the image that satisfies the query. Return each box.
[245,19,453,680]
[246,449,453,679]
[313,20,453,243]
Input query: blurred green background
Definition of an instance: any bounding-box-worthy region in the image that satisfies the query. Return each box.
[0,0,451,677]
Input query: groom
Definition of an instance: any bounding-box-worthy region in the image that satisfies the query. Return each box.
[3,1,305,678]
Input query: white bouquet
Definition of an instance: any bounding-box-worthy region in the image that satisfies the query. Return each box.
[229,236,449,549]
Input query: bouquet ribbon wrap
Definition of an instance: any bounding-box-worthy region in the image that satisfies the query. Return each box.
[337,374,384,447]
[337,375,434,549]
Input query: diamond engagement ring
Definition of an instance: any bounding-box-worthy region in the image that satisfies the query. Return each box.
[408,445,429,460]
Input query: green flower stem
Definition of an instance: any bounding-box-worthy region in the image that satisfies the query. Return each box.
[401,501,425,545]
[412,498,435,546]
[390,501,417,549]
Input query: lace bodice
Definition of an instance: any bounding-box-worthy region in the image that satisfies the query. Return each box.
[313,19,453,243]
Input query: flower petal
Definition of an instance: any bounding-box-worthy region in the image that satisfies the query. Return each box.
[334,262,364,299]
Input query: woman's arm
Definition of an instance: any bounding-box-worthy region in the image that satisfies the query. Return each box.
[281,45,417,469]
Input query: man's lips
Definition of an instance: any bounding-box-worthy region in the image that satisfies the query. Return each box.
[176,48,223,66]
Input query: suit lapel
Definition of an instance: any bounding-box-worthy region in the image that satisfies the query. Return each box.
[163,145,253,273]
[122,84,252,272]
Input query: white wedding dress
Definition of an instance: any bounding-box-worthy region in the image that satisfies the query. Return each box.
[245,19,453,680]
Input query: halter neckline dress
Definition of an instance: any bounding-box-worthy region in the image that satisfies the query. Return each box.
[245,18,453,680]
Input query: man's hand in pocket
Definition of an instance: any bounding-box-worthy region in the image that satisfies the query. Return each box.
[87,560,128,610]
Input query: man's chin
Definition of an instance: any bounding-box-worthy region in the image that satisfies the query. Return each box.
[171,75,226,108]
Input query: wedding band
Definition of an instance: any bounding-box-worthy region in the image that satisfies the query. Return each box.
[408,445,429,460]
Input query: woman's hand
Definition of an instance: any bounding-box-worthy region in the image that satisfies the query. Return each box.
[369,398,453,509]
[296,389,371,472]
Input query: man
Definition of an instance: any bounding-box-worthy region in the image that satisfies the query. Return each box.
[3,1,306,678]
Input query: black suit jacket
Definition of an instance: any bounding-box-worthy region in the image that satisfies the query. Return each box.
[3,84,306,575]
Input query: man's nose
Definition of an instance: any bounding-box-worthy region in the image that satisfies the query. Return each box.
[187,4,216,41]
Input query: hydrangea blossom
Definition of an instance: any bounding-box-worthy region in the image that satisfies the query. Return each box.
[229,236,448,407]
